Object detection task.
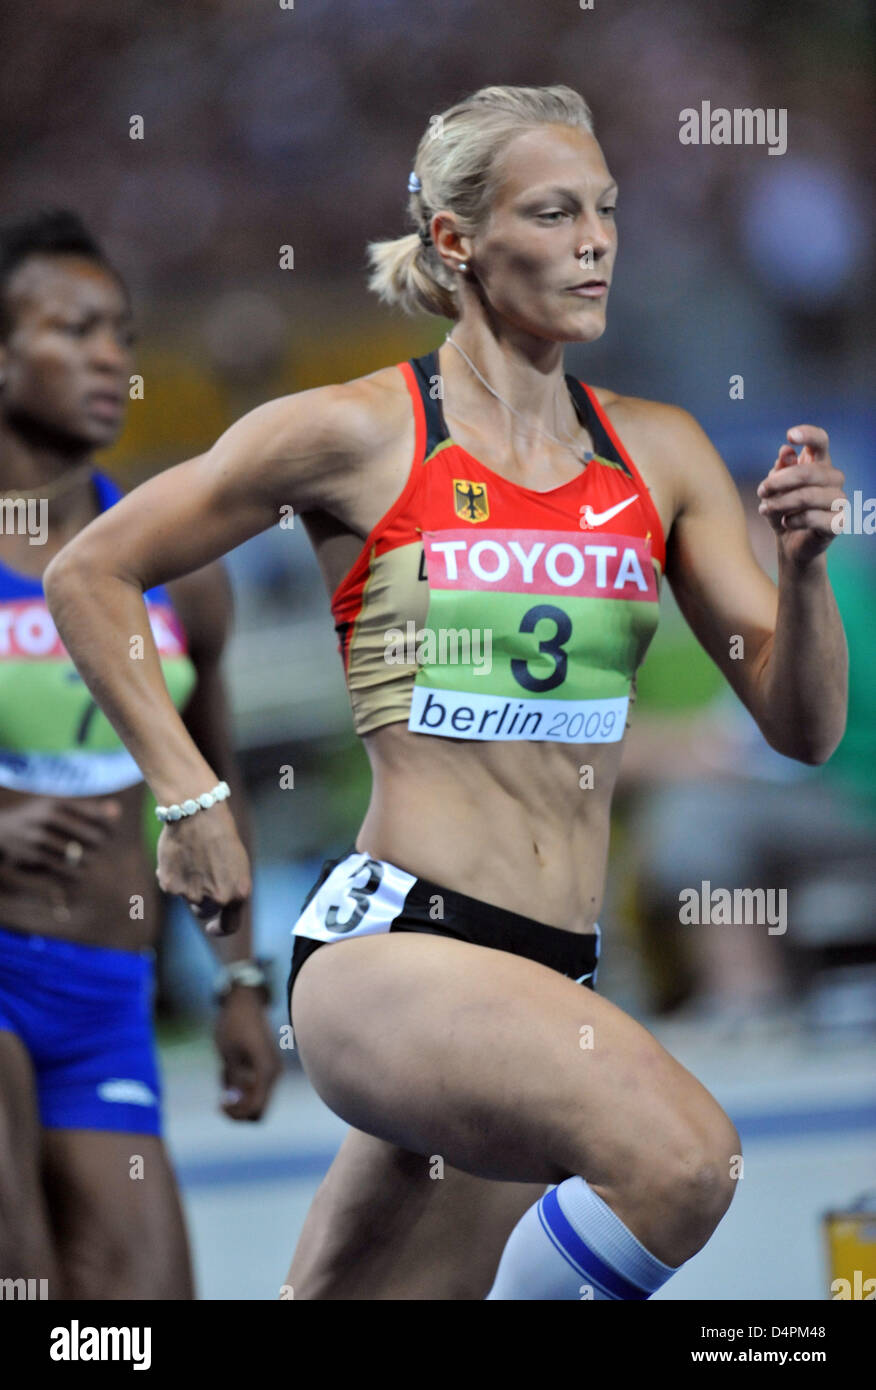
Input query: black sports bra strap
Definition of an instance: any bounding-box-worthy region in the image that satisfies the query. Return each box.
[411,350,632,482]
[410,351,451,457]
[564,375,634,481]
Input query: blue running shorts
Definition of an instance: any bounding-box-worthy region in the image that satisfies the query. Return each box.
[0,925,162,1134]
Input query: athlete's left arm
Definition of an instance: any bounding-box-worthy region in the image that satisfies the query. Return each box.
[166,561,281,1121]
[656,407,848,764]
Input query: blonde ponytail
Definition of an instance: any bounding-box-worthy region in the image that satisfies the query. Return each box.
[365,230,459,320]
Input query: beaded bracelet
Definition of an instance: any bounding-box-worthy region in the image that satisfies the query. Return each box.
[155,780,230,823]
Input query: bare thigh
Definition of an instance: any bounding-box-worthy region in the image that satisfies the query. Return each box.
[287,1125,543,1300]
[0,1030,59,1290]
[291,933,740,1263]
[41,1130,194,1299]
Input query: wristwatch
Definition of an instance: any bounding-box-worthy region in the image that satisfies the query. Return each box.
[214,958,271,1005]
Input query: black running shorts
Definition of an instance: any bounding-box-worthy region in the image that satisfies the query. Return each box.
[287,847,601,1023]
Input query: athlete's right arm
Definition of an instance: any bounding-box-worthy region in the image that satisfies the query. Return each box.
[43,382,385,928]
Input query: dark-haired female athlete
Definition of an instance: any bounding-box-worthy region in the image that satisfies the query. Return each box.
[0,211,279,1298]
[44,85,847,1300]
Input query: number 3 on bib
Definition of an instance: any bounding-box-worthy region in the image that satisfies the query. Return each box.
[511,604,571,693]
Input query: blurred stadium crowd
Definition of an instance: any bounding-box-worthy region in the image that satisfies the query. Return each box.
[2,0,873,1031]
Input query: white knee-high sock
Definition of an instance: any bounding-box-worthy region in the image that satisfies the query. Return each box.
[486,1176,678,1300]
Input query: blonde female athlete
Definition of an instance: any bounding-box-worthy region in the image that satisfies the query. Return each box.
[44,86,848,1300]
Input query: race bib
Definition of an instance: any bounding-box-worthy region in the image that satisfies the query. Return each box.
[292,852,417,943]
[407,528,659,744]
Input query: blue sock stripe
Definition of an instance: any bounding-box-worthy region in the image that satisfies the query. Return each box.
[539,1187,651,1300]
[536,1198,616,1298]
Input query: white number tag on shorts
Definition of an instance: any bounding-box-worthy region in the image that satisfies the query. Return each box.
[292,852,417,943]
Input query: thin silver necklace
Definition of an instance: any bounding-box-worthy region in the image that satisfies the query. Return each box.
[443,332,593,464]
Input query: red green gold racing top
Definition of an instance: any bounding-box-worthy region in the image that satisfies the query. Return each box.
[331,349,665,745]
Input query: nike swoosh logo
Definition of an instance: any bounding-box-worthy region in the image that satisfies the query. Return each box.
[579,494,639,529]
[574,971,594,984]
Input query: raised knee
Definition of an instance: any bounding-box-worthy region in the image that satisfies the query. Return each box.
[650,1113,741,1265]
[675,1138,739,1242]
